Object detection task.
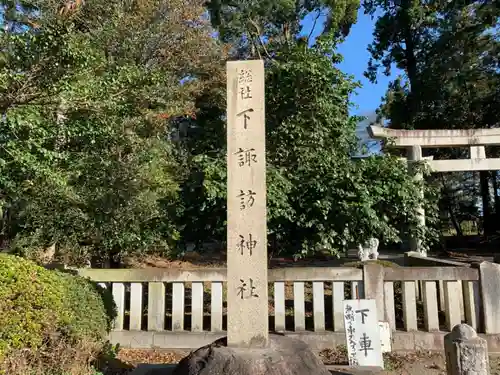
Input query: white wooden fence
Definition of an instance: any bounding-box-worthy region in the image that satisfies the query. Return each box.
[75,263,500,351]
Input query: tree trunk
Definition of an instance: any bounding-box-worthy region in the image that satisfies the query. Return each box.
[480,171,492,235]
[401,0,419,123]
[492,171,500,214]
[441,175,462,236]
[448,206,463,237]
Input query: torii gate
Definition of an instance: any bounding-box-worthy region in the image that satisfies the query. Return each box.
[367,125,500,255]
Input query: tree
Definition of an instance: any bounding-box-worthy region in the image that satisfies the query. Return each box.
[178,0,438,257]
[364,0,499,236]
[365,0,499,131]
[207,0,359,57]
[0,0,438,263]
[0,0,226,265]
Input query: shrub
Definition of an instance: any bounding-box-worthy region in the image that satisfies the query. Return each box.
[0,254,115,375]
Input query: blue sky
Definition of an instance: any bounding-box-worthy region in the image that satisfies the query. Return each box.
[301,8,400,116]
[300,7,401,151]
[337,10,400,116]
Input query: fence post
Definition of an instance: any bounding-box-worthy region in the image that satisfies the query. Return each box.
[363,264,385,321]
[478,261,500,334]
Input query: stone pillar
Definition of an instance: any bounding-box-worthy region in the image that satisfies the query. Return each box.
[444,324,489,375]
[478,261,499,333]
[226,60,269,348]
[363,264,384,321]
[407,145,426,256]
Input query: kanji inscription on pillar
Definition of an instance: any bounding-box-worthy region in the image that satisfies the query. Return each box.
[226,60,268,348]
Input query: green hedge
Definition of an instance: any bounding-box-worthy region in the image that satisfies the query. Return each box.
[0,254,115,374]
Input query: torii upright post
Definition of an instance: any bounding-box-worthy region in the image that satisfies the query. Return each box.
[407,145,426,254]
[226,60,269,348]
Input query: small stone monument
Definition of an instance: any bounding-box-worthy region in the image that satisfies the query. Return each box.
[357,237,379,261]
[444,324,489,375]
[172,60,331,375]
[378,321,391,353]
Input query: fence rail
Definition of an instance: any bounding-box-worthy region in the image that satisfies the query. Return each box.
[78,264,488,339]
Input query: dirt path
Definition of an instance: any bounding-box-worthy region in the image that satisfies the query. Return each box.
[328,352,500,375]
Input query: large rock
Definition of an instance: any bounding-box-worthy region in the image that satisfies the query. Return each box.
[171,334,331,375]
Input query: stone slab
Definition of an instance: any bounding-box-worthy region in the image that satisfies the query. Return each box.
[226,59,269,348]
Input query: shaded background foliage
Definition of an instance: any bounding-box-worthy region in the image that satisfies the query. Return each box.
[364,0,499,238]
[0,0,465,267]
